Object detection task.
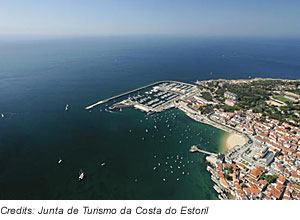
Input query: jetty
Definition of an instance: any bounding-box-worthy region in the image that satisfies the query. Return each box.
[85,80,195,110]
[189,145,217,157]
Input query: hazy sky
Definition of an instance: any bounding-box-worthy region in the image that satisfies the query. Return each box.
[1,0,300,37]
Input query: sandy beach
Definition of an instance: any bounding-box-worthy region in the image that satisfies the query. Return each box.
[225,133,247,152]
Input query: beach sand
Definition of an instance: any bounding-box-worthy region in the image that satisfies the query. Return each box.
[225,133,247,152]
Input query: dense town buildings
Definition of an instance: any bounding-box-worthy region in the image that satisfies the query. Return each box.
[194,78,300,200]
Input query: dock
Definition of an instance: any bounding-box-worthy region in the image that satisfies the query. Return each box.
[189,145,217,157]
[85,80,195,110]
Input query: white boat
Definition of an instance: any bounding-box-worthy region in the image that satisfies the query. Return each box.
[101,163,106,166]
[153,167,157,170]
[57,158,62,164]
[65,104,69,111]
[1,113,4,118]
[78,170,84,180]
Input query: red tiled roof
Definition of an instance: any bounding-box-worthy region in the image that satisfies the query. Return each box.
[277,175,286,184]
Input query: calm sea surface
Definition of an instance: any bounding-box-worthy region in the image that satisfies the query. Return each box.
[0,36,299,199]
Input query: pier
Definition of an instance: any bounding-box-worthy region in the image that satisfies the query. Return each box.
[85,80,195,110]
[189,145,217,157]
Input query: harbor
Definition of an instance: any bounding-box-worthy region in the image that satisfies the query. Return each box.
[82,79,261,200]
[80,79,232,199]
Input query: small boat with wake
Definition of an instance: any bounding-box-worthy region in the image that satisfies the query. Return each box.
[78,170,85,181]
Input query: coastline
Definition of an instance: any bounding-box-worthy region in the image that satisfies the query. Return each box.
[179,108,249,155]
[219,132,228,154]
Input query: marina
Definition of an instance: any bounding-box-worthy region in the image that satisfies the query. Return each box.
[85,81,197,113]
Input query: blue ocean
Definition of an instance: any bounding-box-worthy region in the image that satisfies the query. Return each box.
[0,36,299,199]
